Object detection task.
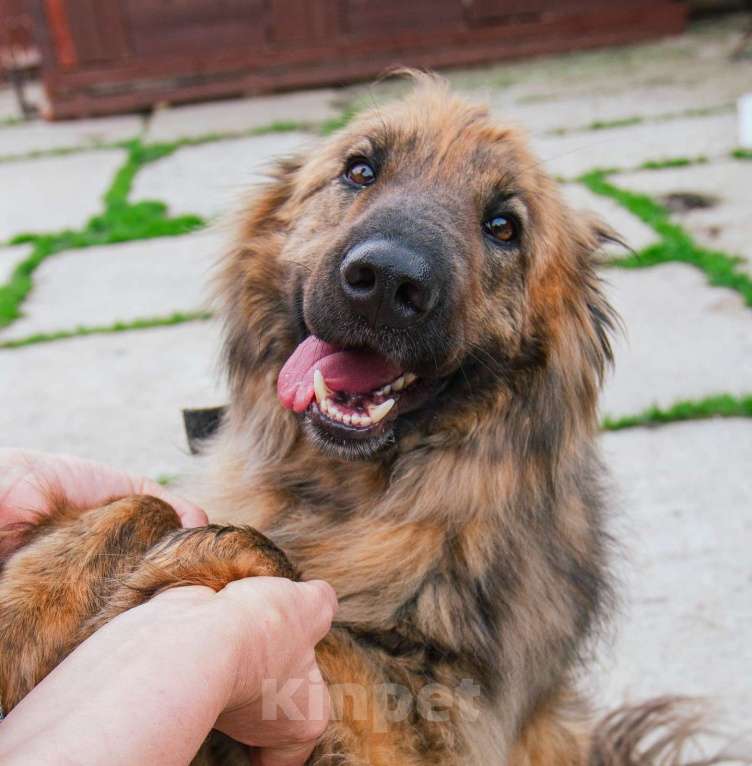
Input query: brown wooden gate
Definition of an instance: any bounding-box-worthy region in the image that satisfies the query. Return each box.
[28,0,688,119]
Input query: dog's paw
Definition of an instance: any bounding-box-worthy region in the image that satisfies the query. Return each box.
[89,524,296,627]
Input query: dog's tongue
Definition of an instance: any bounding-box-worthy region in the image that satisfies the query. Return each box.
[278,335,402,413]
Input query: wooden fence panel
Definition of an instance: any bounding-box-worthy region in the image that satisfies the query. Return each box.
[27,0,688,119]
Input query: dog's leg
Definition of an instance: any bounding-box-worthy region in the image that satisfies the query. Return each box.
[83,522,296,634]
[0,495,181,712]
[0,496,297,766]
[80,522,296,766]
[507,688,591,766]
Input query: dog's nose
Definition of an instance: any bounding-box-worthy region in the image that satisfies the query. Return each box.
[340,240,439,328]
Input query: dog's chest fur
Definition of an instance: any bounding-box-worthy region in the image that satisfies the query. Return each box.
[199,413,609,764]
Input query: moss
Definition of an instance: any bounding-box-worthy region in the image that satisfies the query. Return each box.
[0,119,308,165]
[0,311,212,349]
[731,148,752,160]
[602,394,752,431]
[0,140,130,164]
[580,170,752,307]
[638,155,708,170]
[319,106,359,136]
[0,140,206,328]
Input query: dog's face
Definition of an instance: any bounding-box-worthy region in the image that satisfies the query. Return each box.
[224,76,613,460]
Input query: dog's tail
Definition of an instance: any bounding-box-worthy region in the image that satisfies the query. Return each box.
[588,697,750,765]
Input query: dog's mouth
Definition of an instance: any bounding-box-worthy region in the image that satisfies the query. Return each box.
[277,335,439,457]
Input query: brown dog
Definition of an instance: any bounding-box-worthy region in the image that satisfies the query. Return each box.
[0,74,736,765]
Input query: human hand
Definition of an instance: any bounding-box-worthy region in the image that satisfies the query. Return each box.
[0,448,207,555]
[0,576,337,766]
[214,577,337,765]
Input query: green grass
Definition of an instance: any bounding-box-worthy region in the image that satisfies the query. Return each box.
[548,103,732,138]
[731,148,752,160]
[0,139,130,164]
[0,310,212,349]
[319,106,359,136]
[580,170,752,307]
[638,155,708,170]
[602,394,752,431]
[0,139,206,328]
[0,119,307,164]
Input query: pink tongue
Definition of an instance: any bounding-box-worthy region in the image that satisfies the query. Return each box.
[277,335,402,413]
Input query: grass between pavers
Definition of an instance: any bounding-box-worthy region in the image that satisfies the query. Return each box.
[580,169,752,308]
[638,155,708,170]
[0,109,350,164]
[546,103,733,137]
[0,106,360,327]
[601,394,752,430]
[0,139,206,328]
[0,310,212,349]
[731,148,752,160]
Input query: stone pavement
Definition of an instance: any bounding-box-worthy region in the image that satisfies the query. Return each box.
[1,14,750,742]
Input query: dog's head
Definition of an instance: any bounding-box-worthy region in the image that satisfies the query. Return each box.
[220,74,617,461]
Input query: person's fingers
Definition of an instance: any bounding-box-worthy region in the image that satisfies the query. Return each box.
[250,741,318,766]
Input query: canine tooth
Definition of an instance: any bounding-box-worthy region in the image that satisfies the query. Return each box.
[313,369,331,405]
[368,398,395,424]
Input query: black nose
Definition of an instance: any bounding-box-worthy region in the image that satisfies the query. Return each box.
[340,240,439,329]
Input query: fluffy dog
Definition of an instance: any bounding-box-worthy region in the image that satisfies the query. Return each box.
[0,74,735,765]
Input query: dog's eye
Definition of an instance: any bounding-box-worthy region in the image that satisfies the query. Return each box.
[345,159,376,188]
[483,215,518,244]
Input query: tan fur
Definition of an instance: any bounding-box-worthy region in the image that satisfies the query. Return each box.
[0,74,744,765]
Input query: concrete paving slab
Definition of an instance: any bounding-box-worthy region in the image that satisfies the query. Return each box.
[0,149,126,240]
[343,17,752,135]
[0,113,143,158]
[532,113,738,178]
[595,420,752,735]
[560,183,659,254]
[612,160,752,275]
[483,88,734,138]
[0,321,226,477]
[146,89,337,143]
[0,230,223,342]
[0,243,31,284]
[131,132,311,219]
[600,263,752,419]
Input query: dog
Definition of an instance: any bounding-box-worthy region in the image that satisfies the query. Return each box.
[0,73,737,765]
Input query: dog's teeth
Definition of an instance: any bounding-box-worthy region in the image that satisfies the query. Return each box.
[404,372,417,386]
[313,369,331,405]
[368,398,395,424]
[381,384,392,395]
[392,375,406,392]
[343,414,352,426]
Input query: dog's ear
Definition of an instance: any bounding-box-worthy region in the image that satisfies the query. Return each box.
[233,156,304,240]
[580,215,623,382]
[217,156,305,392]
